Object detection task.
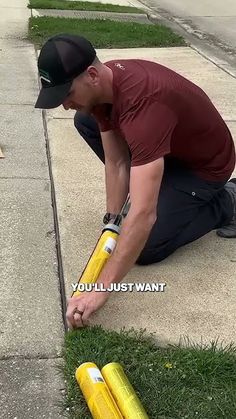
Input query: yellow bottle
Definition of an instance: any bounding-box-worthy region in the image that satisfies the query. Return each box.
[72,219,121,297]
[101,363,149,419]
[75,362,123,419]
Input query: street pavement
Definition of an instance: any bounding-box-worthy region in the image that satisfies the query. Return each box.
[1,0,236,417]
[143,0,236,51]
[140,0,236,75]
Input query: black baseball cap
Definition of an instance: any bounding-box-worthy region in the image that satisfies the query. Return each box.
[35,34,96,109]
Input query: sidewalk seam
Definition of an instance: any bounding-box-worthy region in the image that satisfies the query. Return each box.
[32,45,68,333]
[1,103,36,106]
[42,107,68,333]
[0,176,49,180]
[0,355,63,361]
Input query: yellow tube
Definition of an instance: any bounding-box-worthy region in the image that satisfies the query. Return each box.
[72,224,120,297]
[101,363,149,419]
[75,362,123,419]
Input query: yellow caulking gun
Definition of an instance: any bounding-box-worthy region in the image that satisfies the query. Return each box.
[71,194,130,297]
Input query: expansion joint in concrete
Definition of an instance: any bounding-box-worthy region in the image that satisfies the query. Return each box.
[0,355,63,361]
[41,107,68,333]
[0,176,49,180]
[2,103,35,106]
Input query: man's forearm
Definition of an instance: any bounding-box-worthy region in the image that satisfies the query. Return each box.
[97,209,156,287]
[105,160,130,213]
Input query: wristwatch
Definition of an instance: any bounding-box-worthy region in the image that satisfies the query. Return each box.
[103,212,118,225]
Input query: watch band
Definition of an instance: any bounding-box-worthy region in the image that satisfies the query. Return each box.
[103,212,118,225]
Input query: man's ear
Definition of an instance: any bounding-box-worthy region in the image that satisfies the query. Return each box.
[87,66,99,85]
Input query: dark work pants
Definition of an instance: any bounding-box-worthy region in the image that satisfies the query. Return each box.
[74,111,233,265]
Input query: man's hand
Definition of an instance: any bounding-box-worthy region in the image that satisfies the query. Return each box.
[66,289,110,329]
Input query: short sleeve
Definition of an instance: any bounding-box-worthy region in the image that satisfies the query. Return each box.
[120,98,177,166]
[91,104,114,132]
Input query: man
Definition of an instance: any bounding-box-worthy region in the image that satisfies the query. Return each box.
[35,34,236,329]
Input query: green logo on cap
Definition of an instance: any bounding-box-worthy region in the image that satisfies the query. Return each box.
[39,69,51,84]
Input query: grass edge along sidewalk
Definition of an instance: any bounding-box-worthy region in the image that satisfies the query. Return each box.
[28,16,186,49]
[59,326,236,419]
[28,0,144,14]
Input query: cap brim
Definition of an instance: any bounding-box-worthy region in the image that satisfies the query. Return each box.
[35,80,72,109]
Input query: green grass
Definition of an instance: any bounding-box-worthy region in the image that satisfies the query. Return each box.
[28,0,143,14]
[29,16,186,48]
[60,326,236,419]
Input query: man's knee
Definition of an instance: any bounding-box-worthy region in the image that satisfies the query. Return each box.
[136,251,152,265]
[136,248,164,265]
[136,239,177,265]
[74,111,87,133]
[74,111,99,137]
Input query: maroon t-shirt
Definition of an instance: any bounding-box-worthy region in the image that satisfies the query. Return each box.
[92,59,235,181]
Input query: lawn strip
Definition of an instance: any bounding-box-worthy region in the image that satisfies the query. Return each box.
[60,326,236,419]
[29,16,186,48]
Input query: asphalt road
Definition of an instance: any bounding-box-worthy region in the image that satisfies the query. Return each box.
[153,0,236,50]
[141,0,236,75]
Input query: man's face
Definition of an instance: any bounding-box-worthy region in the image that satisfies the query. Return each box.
[62,68,100,114]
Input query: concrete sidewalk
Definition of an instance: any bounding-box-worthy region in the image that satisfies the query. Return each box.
[32,8,151,24]
[47,47,236,347]
[0,0,65,417]
[1,0,236,417]
[68,0,146,7]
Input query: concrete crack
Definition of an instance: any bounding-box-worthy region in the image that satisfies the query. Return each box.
[0,354,63,361]
[0,176,49,180]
